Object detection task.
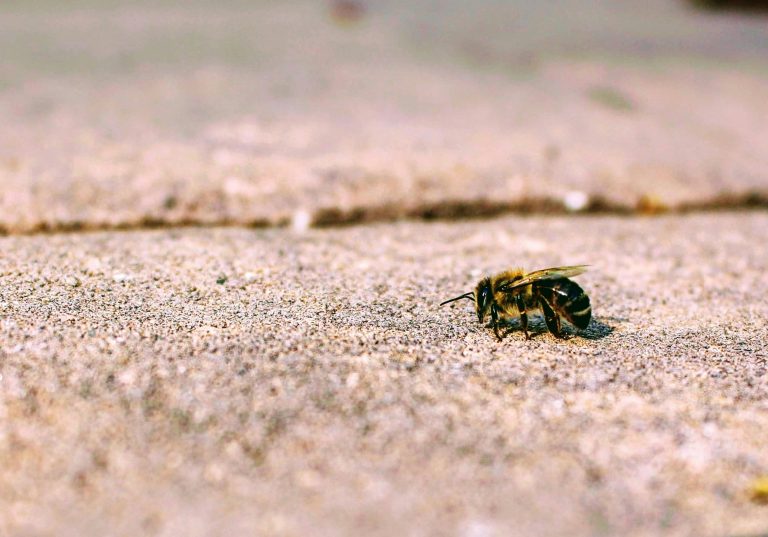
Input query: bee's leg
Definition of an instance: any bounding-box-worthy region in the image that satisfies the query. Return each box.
[491,304,503,341]
[538,297,564,338]
[515,296,530,340]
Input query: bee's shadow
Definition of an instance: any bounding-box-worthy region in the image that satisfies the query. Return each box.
[578,318,615,340]
[493,316,616,340]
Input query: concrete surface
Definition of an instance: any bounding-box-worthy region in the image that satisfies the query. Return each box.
[1,213,767,536]
[2,2,768,536]
[2,1,768,232]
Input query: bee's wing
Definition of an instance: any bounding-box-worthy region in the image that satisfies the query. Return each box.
[505,265,589,291]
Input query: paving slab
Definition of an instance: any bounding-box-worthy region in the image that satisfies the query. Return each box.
[1,212,767,536]
[1,1,768,232]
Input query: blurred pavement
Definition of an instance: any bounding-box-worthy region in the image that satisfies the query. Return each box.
[1,0,768,231]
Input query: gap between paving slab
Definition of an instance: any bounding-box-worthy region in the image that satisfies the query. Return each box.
[0,195,767,236]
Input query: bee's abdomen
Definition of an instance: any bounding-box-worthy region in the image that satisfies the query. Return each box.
[535,278,591,329]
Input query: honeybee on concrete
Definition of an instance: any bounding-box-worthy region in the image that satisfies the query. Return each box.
[440,265,592,341]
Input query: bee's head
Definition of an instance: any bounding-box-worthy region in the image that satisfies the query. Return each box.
[474,277,493,323]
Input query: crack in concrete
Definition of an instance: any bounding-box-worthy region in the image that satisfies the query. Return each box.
[0,192,766,236]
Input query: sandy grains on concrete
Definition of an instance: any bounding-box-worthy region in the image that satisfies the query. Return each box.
[0,213,767,536]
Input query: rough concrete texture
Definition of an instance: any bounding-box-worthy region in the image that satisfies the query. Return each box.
[1,213,767,536]
[2,1,768,231]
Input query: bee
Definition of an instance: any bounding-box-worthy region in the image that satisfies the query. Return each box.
[440,265,592,341]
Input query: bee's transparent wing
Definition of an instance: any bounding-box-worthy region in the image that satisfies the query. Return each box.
[504,265,589,291]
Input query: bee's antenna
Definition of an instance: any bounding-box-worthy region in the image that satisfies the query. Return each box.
[440,292,475,306]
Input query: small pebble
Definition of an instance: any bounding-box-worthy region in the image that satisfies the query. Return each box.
[63,275,81,287]
[563,191,590,212]
[291,209,311,233]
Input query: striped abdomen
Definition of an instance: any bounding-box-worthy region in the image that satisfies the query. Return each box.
[534,278,591,329]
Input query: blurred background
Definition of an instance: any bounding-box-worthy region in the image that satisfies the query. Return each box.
[1,0,767,232]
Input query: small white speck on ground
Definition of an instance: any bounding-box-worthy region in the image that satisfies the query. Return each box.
[563,190,590,212]
[291,209,311,233]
